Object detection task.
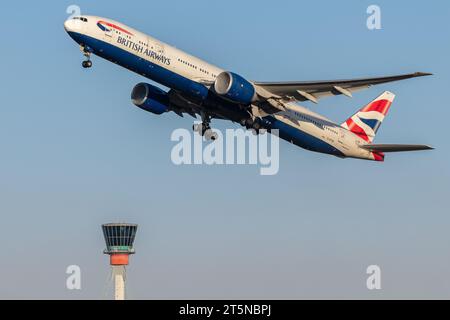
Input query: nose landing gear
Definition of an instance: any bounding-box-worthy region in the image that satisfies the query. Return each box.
[80,45,92,69]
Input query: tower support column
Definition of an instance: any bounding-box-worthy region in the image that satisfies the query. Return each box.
[112,266,125,300]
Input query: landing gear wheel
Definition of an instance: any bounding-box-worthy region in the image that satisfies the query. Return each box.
[193,112,217,140]
[244,118,253,130]
[242,118,263,134]
[82,60,92,68]
[252,121,261,135]
[192,123,210,135]
[204,129,218,141]
[193,123,202,133]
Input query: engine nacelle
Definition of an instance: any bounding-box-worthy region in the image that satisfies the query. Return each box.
[214,71,256,105]
[131,83,170,115]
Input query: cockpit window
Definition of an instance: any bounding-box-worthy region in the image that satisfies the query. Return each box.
[72,17,88,22]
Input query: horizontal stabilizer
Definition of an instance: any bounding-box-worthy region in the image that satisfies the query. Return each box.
[361,144,434,153]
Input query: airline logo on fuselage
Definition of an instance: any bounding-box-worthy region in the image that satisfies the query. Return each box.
[116,36,171,66]
[97,20,133,36]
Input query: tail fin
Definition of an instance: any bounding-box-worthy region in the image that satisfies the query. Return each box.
[341,91,395,142]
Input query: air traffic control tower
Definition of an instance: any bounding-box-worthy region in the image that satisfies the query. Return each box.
[102,223,138,300]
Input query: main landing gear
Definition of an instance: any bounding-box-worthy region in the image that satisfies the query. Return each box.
[81,46,92,69]
[193,113,218,141]
[241,118,264,135]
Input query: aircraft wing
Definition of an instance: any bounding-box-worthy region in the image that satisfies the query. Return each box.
[360,144,434,153]
[253,72,432,104]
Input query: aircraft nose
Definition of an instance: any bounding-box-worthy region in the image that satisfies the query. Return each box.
[64,19,72,32]
[64,19,79,32]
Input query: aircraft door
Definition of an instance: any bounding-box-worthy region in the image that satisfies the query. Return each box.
[338,129,347,145]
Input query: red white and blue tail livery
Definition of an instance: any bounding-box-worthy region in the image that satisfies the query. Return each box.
[342,91,394,143]
[64,15,434,161]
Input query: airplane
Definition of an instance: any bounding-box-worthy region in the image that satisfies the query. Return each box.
[64,15,433,162]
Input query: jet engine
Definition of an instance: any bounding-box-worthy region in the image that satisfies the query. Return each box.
[131,83,170,115]
[214,71,256,105]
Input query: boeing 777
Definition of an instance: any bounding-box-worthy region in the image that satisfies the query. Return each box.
[64,15,433,161]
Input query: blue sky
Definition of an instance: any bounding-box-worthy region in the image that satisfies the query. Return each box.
[0,0,449,299]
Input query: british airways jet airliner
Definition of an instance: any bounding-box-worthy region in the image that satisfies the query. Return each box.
[64,16,433,161]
